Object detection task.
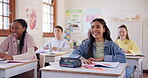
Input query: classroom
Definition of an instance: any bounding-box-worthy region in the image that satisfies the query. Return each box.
[0,0,148,78]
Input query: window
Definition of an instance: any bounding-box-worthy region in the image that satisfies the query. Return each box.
[0,0,15,37]
[42,0,56,37]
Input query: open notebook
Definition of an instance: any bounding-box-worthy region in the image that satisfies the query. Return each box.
[94,62,119,68]
[0,58,5,61]
[0,59,31,64]
[82,62,119,68]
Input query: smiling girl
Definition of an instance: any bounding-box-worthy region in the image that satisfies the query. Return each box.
[114,25,140,54]
[70,18,126,64]
[0,19,37,60]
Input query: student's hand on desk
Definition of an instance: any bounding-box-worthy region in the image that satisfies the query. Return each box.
[89,57,104,62]
[122,48,131,54]
[124,51,131,54]
[80,58,92,65]
[0,53,13,60]
[43,47,49,50]
[51,47,57,51]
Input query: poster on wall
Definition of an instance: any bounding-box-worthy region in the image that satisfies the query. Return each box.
[107,9,142,22]
[25,0,39,34]
[66,9,82,32]
[83,8,103,34]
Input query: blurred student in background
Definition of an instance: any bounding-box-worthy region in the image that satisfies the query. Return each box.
[114,24,140,54]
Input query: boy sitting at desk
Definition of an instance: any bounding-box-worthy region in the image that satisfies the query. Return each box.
[39,26,71,67]
[41,26,71,52]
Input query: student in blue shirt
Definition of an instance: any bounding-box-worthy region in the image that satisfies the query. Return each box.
[70,18,126,64]
[70,18,135,78]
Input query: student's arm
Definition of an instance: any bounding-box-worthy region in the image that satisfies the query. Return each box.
[104,42,126,63]
[0,36,10,52]
[0,49,4,53]
[13,47,36,60]
[41,41,51,50]
[127,41,140,54]
[58,40,71,51]
[13,35,37,60]
[70,41,87,58]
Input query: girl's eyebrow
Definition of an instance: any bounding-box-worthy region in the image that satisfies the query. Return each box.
[96,25,101,26]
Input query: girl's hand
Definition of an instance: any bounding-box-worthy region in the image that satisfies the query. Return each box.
[122,48,130,54]
[51,47,57,51]
[89,57,104,62]
[43,46,49,50]
[0,53,13,60]
[80,57,92,65]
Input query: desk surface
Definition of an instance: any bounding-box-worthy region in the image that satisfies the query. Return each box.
[0,59,37,70]
[40,62,127,76]
[126,56,143,59]
[125,54,144,57]
[39,51,70,57]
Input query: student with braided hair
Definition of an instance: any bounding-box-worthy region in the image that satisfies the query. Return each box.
[0,19,37,60]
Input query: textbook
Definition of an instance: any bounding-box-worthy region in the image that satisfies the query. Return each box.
[0,58,5,61]
[82,62,119,68]
[0,60,31,64]
[50,52,70,56]
[94,62,119,68]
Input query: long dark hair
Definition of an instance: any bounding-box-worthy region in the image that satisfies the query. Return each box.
[117,24,130,40]
[13,19,27,54]
[86,18,112,59]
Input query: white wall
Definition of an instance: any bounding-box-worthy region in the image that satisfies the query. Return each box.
[65,0,148,69]
[142,16,148,70]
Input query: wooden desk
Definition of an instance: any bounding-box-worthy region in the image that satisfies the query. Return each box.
[0,60,37,78]
[39,52,70,67]
[126,55,144,78]
[40,62,127,78]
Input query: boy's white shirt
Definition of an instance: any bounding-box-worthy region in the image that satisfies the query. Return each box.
[41,38,71,52]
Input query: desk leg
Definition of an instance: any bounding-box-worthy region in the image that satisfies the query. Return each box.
[34,63,37,78]
[121,69,126,78]
[0,70,6,78]
[140,59,143,78]
[137,58,143,78]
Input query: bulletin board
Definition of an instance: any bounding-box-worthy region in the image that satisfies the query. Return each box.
[66,9,82,32]
[107,9,142,22]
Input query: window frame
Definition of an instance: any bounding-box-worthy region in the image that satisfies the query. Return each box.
[0,0,15,37]
[42,0,57,37]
